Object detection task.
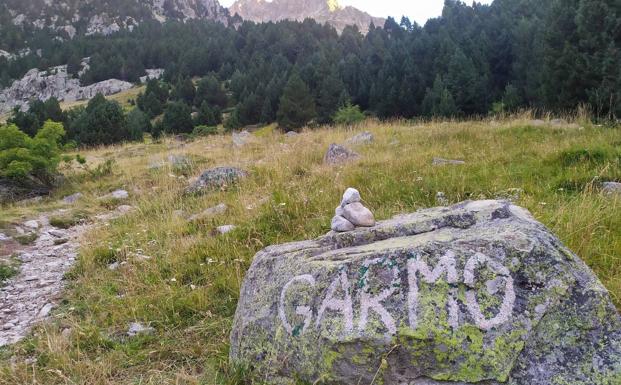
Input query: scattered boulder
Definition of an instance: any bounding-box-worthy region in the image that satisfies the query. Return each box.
[231,200,621,385]
[285,131,299,137]
[432,157,466,166]
[188,203,228,222]
[550,118,563,126]
[185,167,248,194]
[324,144,359,165]
[602,182,621,196]
[62,193,83,204]
[127,322,154,337]
[345,131,374,145]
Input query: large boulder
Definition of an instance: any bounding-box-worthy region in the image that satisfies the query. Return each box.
[230,200,621,385]
[185,167,248,194]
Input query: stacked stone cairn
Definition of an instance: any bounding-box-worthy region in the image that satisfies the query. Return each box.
[330,188,375,232]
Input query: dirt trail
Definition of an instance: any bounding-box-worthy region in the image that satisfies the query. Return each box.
[0,213,89,346]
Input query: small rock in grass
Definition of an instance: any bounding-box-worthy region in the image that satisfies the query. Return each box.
[436,191,449,206]
[62,193,83,204]
[602,182,621,196]
[37,303,53,318]
[342,202,375,227]
[108,262,120,271]
[331,216,355,232]
[0,233,10,242]
[216,225,237,235]
[23,220,39,230]
[345,131,374,145]
[324,144,359,165]
[110,190,129,200]
[127,322,154,337]
[188,203,228,222]
[432,157,466,166]
[116,205,135,214]
[285,131,299,137]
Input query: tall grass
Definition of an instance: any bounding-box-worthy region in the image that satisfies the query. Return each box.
[0,117,619,384]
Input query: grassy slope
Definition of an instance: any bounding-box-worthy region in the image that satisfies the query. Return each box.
[0,117,620,384]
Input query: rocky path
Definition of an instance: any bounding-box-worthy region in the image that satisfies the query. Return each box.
[0,214,89,346]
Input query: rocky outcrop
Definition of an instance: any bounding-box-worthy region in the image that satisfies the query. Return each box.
[229,0,384,34]
[0,65,134,114]
[5,0,229,38]
[230,200,621,384]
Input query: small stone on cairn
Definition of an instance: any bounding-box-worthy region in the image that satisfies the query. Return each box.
[331,188,375,232]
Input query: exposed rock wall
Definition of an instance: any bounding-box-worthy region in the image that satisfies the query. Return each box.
[0,65,133,114]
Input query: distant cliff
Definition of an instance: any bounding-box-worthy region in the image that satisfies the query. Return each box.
[229,0,384,33]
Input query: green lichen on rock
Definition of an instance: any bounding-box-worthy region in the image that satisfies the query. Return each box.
[230,200,621,385]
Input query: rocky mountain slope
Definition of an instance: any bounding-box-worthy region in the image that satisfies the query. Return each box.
[2,0,229,38]
[229,0,384,33]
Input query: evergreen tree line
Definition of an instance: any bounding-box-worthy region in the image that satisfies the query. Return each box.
[2,0,620,127]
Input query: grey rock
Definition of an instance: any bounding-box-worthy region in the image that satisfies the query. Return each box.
[285,131,299,137]
[436,191,449,206]
[230,200,621,385]
[232,131,252,147]
[216,225,237,235]
[185,167,248,194]
[550,118,563,126]
[529,119,546,127]
[23,220,39,230]
[107,189,129,200]
[324,144,359,165]
[116,205,135,214]
[602,182,621,196]
[345,131,374,145]
[139,69,164,83]
[341,202,375,227]
[62,193,83,204]
[37,303,53,318]
[331,216,355,232]
[188,203,228,222]
[127,322,154,337]
[432,157,466,166]
[340,188,361,207]
[107,262,120,271]
[168,154,192,169]
[0,233,10,242]
[0,65,133,115]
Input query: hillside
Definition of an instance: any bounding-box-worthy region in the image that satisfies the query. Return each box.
[0,0,229,48]
[0,117,620,383]
[229,0,384,33]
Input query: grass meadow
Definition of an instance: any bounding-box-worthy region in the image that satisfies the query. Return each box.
[0,115,620,384]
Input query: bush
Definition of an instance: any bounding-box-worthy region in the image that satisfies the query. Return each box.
[333,103,365,126]
[0,121,65,184]
[193,125,218,137]
[161,102,193,134]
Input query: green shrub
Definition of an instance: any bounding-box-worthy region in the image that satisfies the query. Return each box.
[0,264,18,284]
[558,147,614,166]
[0,121,65,184]
[333,103,365,126]
[192,125,218,137]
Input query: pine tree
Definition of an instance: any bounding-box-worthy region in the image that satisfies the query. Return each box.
[316,70,347,124]
[277,72,316,131]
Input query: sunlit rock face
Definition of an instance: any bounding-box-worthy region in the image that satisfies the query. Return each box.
[229,0,385,34]
[230,200,621,385]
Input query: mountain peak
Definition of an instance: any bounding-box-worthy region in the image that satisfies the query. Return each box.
[229,0,384,33]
